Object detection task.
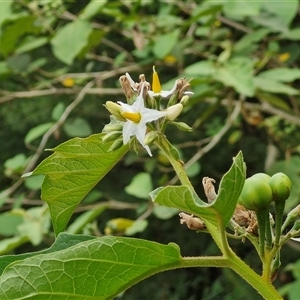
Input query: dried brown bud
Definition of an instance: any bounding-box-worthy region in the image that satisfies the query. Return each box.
[179,212,206,230]
[176,77,192,99]
[233,204,258,235]
[119,75,135,100]
[202,177,217,203]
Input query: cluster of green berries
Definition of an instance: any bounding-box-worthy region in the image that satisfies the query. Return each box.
[238,172,292,211]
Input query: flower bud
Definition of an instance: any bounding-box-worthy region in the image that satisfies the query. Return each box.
[286,205,300,221]
[180,95,190,106]
[144,131,159,145]
[102,131,122,143]
[165,103,183,121]
[107,138,124,152]
[170,121,193,132]
[104,101,126,121]
[102,123,123,133]
[269,172,292,202]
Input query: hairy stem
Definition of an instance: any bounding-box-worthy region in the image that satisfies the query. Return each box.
[179,253,282,300]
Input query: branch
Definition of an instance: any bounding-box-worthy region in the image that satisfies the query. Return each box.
[0,88,123,103]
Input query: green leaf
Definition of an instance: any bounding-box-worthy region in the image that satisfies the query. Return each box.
[256,92,291,111]
[258,68,300,83]
[261,0,298,27]
[31,133,128,235]
[223,0,261,18]
[25,122,54,144]
[254,77,299,95]
[234,28,270,53]
[79,0,108,20]
[0,16,42,56]
[214,57,255,97]
[6,53,31,72]
[51,19,92,65]
[125,172,153,200]
[0,236,181,299]
[4,154,27,173]
[184,60,216,77]
[0,62,10,75]
[153,205,179,220]
[186,162,201,178]
[0,233,95,275]
[24,174,45,190]
[51,102,65,121]
[0,213,23,236]
[0,236,29,256]
[15,37,48,54]
[0,1,13,27]
[125,220,148,235]
[150,151,246,227]
[66,204,108,234]
[280,28,300,41]
[63,117,92,137]
[153,29,180,59]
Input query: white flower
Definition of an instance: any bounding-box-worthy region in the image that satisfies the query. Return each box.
[118,83,167,156]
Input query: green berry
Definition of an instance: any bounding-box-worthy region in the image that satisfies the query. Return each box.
[239,177,273,211]
[269,172,292,202]
[251,173,271,183]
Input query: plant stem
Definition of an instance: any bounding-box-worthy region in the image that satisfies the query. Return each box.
[179,253,282,300]
[274,201,285,246]
[155,136,193,188]
[156,137,281,299]
[255,208,269,259]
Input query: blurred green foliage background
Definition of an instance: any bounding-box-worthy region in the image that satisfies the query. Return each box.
[1,0,300,298]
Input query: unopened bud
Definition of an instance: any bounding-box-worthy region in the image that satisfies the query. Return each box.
[104,102,126,121]
[107,138,124,152]
[144,131,159,145]
[282,207,300,235]
[180,95,189,106]
[166,103,183,121]
[290,219,300,233]
[102,131,122,143]
[102,123,123,133]
[286,205,300,221]
[170,121,193,132]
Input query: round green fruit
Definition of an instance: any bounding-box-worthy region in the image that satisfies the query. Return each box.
[251,173,271,183]
[269,172,292,202]
[239,177,273,211]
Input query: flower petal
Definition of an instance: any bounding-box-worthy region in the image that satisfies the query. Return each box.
[141,108,167,123]
[118,101,134,113]
[122,121,136,144]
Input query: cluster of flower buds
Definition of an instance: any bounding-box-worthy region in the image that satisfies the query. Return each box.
[103,67,193,156]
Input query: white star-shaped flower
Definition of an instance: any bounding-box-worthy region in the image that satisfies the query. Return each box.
[118,83,167,156]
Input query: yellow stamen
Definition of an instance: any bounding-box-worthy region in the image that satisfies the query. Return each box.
[122,111,141,123]
[152,66,161,93]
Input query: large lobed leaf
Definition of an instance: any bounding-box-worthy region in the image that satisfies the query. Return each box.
[0,235,181,300]
[31,133,128,235]
[150,151,246,227]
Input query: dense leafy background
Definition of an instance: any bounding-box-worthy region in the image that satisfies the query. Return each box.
[1,0,300,299]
